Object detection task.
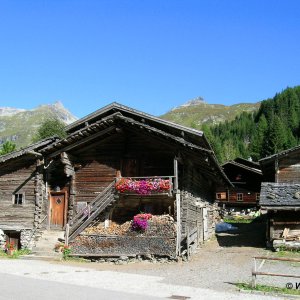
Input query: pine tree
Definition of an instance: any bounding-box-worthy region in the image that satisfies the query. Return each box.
[0,141,16,155]
[33,117,67,142]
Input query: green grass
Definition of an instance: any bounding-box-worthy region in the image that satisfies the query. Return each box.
[236,283,300,296]
[0,249,31,259]
[223,217,254,224]
[276,248,300,257]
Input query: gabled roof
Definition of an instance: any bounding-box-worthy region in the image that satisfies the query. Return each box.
[0,137,59,164]
[222,158,262,175]
[65,102,212,150]
[233,157,260,169]
[43,107,232,187]
[259,144,300,164]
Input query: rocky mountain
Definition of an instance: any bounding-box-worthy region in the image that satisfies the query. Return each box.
[0,101,77,149]
[161,97,260,129]
[0,97,261,150]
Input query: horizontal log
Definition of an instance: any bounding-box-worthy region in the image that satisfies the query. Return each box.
[254,256,300,262]
[253,271,300,279]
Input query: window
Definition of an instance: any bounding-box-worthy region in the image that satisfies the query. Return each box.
[256,193,260,201]
[13,193,24,205]
[216,192,226,200]
[237,193,243,201]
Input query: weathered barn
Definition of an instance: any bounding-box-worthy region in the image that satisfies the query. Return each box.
[216,158,262,207]
[260,145,300,249]
[0,103,231,258]
[0,137,58,250]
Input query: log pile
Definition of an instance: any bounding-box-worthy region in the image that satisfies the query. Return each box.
[282,228,300,241]
[83,215,176,237]
[84,221,131,235]
[70,215,177,257]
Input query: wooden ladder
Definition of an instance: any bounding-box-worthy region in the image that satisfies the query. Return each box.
[67,181,116,241]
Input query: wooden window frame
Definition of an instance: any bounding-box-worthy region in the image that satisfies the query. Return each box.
[237,193,243,202]
[12,193,25,205]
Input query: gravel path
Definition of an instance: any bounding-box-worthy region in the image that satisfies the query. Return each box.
[61,220,300,294]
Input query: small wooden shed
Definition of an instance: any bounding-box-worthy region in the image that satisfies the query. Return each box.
[260,145,300,249]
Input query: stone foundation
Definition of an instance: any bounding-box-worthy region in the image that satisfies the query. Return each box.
[20,229,36,250]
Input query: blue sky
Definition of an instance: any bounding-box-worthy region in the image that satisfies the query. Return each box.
[0,0,299,118]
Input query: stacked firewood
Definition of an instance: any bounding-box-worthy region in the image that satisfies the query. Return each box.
[84,221,131,235]
[282,228,300,241]
[83,215,176,237]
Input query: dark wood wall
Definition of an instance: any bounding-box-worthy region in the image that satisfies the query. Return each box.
[0,157,37,229]
[70,131,175,204]
[182,159,214,200]
[278,151,300,183]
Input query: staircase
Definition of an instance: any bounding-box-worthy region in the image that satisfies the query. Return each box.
[24,230,65,261]
[68,181,116,241]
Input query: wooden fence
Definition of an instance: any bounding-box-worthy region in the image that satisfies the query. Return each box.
[252,256,300,287]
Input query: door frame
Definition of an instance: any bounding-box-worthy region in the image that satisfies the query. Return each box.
[48,191,68,229]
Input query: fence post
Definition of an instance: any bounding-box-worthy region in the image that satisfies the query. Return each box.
[196,220,199,246]
[252,257,257,288]
[65,223,70,246]
[187,228,189,260]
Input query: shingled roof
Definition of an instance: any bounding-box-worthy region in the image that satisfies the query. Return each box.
[42,105,232,186]
[0,137,58,164]
[260,182,300,208]
[222,158,262,175]
[65,102,212,150]
[260,144,300,164]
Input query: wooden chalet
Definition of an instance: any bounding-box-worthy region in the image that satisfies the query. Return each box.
[0,137,58,250]
[260,145,300,249]
[0,103,231,258]
[216,157,262,207]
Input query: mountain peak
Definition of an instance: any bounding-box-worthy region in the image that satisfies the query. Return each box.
[173,97,206,111]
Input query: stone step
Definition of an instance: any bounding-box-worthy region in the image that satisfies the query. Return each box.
[32,230,65,256]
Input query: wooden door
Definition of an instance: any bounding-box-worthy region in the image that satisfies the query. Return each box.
[50,193,66,228]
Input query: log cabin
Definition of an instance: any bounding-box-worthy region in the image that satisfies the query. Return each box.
[0,103,231,257]
[0,137,58,249]
[216,157,263,207]
[260,145,300,249]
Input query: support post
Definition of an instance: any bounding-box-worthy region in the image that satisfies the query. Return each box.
[65,223,70,246]
[174,157,178,192]
[252,257,257,288]
[176,191,181,256]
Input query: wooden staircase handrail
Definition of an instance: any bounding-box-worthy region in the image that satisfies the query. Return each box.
[69,181,115,227]
[68,193,115,241]
[67,181,116,241]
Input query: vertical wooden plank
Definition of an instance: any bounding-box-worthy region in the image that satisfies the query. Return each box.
[174,157,178,191]
[65,223,70,246]
[252,257,257,288]
[187,227,190,261]
[176,191,181,256]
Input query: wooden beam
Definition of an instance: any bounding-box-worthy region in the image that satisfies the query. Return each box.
[48,126,117,158]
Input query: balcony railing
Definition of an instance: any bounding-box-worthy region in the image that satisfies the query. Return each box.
[115,176,176,196]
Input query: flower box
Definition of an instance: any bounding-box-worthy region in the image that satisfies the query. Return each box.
[115,178,171,195]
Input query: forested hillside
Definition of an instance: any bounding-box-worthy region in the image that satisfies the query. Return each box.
[204,86,300,163]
